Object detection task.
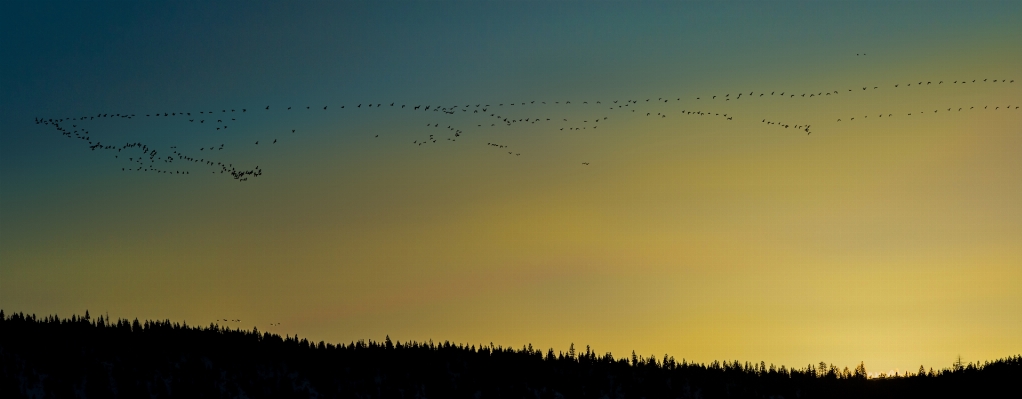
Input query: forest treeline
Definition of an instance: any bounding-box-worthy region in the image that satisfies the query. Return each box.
[1,310,1019,399]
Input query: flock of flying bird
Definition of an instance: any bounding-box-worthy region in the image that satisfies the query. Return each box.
[212,318,288,331]
[34,77,1016,180]
[212,318,288,330]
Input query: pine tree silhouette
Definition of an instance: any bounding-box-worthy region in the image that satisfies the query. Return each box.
[1,310,1019,398]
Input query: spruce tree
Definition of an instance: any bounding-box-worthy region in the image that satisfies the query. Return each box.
[854,361,867,379]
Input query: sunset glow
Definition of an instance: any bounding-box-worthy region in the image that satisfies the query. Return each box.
[1,1,1019,375]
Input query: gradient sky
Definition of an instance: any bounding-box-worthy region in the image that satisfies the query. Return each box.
[2,1,1020,375]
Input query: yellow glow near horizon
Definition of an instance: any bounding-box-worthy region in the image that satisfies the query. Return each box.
[2,2,1021,375]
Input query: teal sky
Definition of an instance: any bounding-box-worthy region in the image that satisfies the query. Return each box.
[2,1,1020,375]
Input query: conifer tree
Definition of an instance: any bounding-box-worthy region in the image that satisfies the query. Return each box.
[854,361,867,379]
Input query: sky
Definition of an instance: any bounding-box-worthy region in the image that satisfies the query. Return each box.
[1,1,1020,375]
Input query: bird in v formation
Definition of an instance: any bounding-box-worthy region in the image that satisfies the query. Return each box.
[36,76,1016,181]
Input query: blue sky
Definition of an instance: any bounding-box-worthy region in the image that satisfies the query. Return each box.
[2,1,1020,373]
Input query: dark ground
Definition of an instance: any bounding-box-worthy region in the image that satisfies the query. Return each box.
[2,311,1019,398]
